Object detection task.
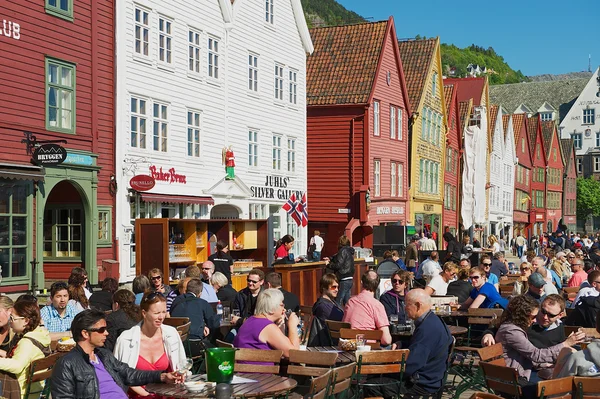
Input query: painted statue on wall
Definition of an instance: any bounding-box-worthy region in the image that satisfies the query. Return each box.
[222,146,235,180]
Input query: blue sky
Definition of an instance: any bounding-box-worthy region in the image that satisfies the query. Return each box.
[337,0,599,76]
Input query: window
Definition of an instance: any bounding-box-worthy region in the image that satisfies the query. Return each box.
[46,0,73,20]
[540,112,552,121]
[98,207,112,247]
[577,157,582,174]
[391,162,396,196]
[421,109,427,140]
[432,72,437,97]
[265,0,274,24]
[208,37,219,79]
[158,17,172,64]
[390,106,396,139]
[536,146,540,159]
[187,110,201,157]
[46,58,75,133]
[596,132,600,147]
[250,204,267,219]
[398,163,403,196]
[398,108,403,140]
[248,130,258,167]
[583,108,595,125]
[374,159,380,196]
[572,133,582,149]
[248,54,258,92]
[553,148,557,162]
[373,101,380,136]
[44,207,82,259]
[419,159,425,192]
[537,167,545,183]
[130,96,147,149]
[525,169,529,186]
[272,135,282,170]
[287,138,295,173]
[153,103,168,152]
[134,7,150,57]
[521,138,525,153]
[188,30,201,74]
[289,69,297,104]
[595,156,600,172]
[535,190,544,208]
[0,183,29,278]
[274,64,284,100]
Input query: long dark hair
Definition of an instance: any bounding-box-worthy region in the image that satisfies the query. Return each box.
[498,295,538,331]
[112,289,142,323]
[13,296,42,335]
[275,235,294,250]
[68,273,89,309]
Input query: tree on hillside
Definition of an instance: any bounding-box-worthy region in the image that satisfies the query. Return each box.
[577,177,600,221]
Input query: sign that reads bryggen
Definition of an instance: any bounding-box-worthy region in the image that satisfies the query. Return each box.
[32,144,67,166]
[251,175,303,199]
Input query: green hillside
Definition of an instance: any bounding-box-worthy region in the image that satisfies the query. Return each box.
[301,0,365,28]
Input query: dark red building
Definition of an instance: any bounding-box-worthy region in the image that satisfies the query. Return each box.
[0,1,115,291]
[443,84,461,236]
[561,139,577,232]
[512,114,533,238]
[541,121,564,233]
[529,115,547,237]
[306,18,411,255]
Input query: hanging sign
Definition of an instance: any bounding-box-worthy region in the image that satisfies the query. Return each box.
[32,144,67,165]
[130,174,156,191]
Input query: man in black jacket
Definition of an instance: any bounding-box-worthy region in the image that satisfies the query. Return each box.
[170,278,219,340]
[51,309,180,399]
[232,268,264,325]
[265,272,300,313]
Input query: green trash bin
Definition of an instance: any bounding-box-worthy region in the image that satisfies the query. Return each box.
[205,348,235,383]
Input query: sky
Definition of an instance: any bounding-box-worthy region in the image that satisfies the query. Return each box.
[337,0,600,77]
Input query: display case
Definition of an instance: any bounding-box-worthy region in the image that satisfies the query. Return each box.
[135,218,268,282]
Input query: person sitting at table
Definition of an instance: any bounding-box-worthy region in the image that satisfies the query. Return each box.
[105,289,141,352]
[571,270,600,308]
[233,288,300,358]
[41,281,81,333]
[0,295,51,399]
[211,272,238,303]
[459,267,508,310]
[494,295,583,385]
[525,273,551,304]
[308,274,344,346]
[89,277,119,312]
[148,268,172,296]
[200,260,215,285]
[114,292,187,398]
[447,262,473,303]
[132,275,151,305]
[265,272,300,314]
[487,235,500,254]
[68,273,90,312]
[181,265,219,303]
[170,278,219,341]
[273,235,301,264]
[480,255,499,291]
[536,267,559,296]
[513,262,532,296]
[380,270,410,324]
[568,258,587,288]
[415,251,441,285]
[490,251,509,280]
[391,250,407,270]
[52,310,181,399]
[424,262,457,297]
[342,270,392,346]
[555,308,600,378]
[232,268,265,327]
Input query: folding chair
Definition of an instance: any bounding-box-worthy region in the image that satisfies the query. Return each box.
[23,352,68,399]
[537,376,573,399]
[574,376,600,399]
[479,362,522,398]
[354,349,409,399]
[330,362,356,399]
[288,349,338,396]
[304,369,332,399]
[163,317,190,328]
[325,320,350,344]
[468,393,504,399]
[234,348,283,374]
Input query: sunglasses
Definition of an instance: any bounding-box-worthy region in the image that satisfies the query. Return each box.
[87,326,108,334]
[568,256,576,259]
[150,276,162,281]
[541,308,561,318]
[520,268,530,272]
[247,279,260,284]
[482,263,492,266]
[202,268,213,271]
[469,276,481,280]
[330,285,339,289]
[143,292,165,302]
[391,279,405,284]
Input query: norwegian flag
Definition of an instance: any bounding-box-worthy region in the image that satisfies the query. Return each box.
[282,192,302,226]
[298,192,308,227]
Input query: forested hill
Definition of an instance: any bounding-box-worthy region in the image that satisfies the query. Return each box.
[301,0,365,28]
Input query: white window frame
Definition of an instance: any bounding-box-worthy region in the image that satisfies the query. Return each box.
[289,69,297,104]
[391,161,396,196]
[583,108,595,125]
[572,133,582,149]
[248,53,259,92]
[274,63,284,101]
[130,96,148,149]
[272,134,282,170]
[158,16,173,64]
[188,29,201,74]
[248,130,258,167]
[576,158,582,174]
[374,100,380,136]
[397,163,403,196]
[152,102,168,152]
[187,110,201,157]
[208,36,220,79]
[390,106,396,139]
[596,132,600,148]
[250,203,268,219]
[265,0,274,24]
[398,108,403,140]
[287,138,296,173]
[374,159,381,196]
[540,112,552,121]
[595,156,600,172]
[134,6,150,58]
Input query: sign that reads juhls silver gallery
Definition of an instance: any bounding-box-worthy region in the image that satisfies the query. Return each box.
[251,175,302,199]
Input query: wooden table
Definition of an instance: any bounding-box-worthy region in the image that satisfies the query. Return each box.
[392,325,467,339]
[306,346,356,364]
[145,373,297,398]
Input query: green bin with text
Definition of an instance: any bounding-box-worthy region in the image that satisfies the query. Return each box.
[206,348,235,383]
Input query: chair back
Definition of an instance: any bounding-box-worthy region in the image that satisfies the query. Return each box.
[339,328,383,350]
[467,308,503,326]
[574,376,600,399]
[288,349,338,377]
[355,349,409,375]
[477,343,504,365]
[537,376,573,399]
[300,305,313,316]
[163,317,190,328]
[177,321,191,342]
[23,352,68,399]
[479,362,522,398]
[306,370,332,399]
[216,339,234,348]
[301,315,314,344]
[468,393,504,399]
[325,320,350,340]
[499,285,513,298]
[234,348,283,374]
[330,362,356,397]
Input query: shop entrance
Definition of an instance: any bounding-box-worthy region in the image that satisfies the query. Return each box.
[414,213,441,246]
[210,204,241,219]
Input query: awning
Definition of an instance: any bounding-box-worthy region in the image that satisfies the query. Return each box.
[139,192,214,205]
[0,163,45,182]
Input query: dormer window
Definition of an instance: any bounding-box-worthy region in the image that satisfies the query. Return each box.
[540,112,552,121]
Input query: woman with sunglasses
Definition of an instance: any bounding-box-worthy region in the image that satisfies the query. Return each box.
[148,268,172,295]
[0,295,51,399]
[114,292,186,398]
[380,270,410,324]
[459,267,508,310]
[512,262,532,296]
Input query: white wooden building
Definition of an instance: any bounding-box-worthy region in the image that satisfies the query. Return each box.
[114,0,313,279]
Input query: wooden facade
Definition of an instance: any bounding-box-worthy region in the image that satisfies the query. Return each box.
[512,114,533,238]
[442,84,461,236]
[529,116,548,236]
[561,139,578,232]
[541,121,564,232]
[0,0,115,289]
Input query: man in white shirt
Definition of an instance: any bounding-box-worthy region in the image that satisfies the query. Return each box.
[424,262,457,296]
[416,251,442,284]
[420,233,437,251]
[571,270,600,308]
[310,230,325,261]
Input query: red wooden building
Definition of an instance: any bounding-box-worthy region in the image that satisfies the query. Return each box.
[0,1,115,291]
[443,84,461,236]
[529,115,548,237]
[561,139,578,232]
[541,121,564,233]
[306,18,411,255]
[512,114,534,238]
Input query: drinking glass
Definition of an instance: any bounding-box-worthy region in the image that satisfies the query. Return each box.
[355,334,365,347]
[176,357,193,382]
[389,314,399,324]
[232,309,241,318]
[222,307,230,323]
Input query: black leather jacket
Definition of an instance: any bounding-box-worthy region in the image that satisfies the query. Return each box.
[51,344,162,399]
[330,246,355,279]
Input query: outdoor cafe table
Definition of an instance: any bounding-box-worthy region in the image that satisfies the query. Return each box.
[306,347,356,364]
[145,373,298,398]
[392,325,468,340]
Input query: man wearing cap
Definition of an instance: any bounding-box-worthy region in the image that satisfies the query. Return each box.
[536,267,559,296]
[404,235,419,273]
[527,273,549,304]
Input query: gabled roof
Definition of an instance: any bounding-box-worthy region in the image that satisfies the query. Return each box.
[512,113,526,142]
[444,77,486,106]
[444,84,455,117]
[489,79,587,122]
[540,121,555,158]
[397,38,437,109]
[502,114,510,140]
[489,105,500,135]
[459,100,473,132]
[560,139,575,170]
[307,20,389,106]
[528,115,540,153]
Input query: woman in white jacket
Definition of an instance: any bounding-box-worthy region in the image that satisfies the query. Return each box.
[114,292,186,398]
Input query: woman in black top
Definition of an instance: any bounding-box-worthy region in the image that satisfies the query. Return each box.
[105,289,142,352]
[89,277,119,312]
[211,271,238,303]
[444,232,462,263]
[447,266,473,303]
[208,240,235,283]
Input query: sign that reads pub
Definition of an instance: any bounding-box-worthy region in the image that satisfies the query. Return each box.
[32,144,67,166]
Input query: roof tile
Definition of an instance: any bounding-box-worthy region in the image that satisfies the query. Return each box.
[560,138,575,170]
[489,104,499,136]
[528,116,539,152]
[540,120,555,158]
[502,114,510,140]
[459,100,472,132]
[443,84,454,116]
[512,113,526,142]
[397,38,437,109]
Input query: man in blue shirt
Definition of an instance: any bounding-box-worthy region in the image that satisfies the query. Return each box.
[40,281,80,333]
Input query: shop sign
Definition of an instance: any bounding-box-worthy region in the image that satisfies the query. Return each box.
[32,144,67,165]
[423,204,434,212]
[536,214,544,220]
[130,174,156,191]
[149,166,187,184]
[63,153,94,166]
[250,174,302,199]
[338,209,351,214]
[0,20,21,40]
[376,206,404,215]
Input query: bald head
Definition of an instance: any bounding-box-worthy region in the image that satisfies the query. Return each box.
[201,261,215,279]
[405,289,432,320]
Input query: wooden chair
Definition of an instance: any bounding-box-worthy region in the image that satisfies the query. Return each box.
[354,349,410,399]
[301,315,314,345]
[499,285,514,298]
[216,339,233,348]
[464,308,503,347]
[469,393,504,399]
[163,317,190,328]
[304,369,332,399]
[330,362,356,399]
[176,321,191,342]
[574,376,600,399]
[339,328,383,350]
[325,320,350,342]
[288,349,338,377]
[23,352,68,399]
[564,286,580,301]
[479,361,522,398]
[477,343,505,365]
[537,376,574,399]
[234,348,283,374]
[300,305,313,316]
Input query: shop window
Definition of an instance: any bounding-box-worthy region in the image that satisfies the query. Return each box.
[98,207,112,247]
[46,58,75,133]
[250,204,267,219]
[44,207,82,259]
[46,0,73,21]
[0,182,29,279]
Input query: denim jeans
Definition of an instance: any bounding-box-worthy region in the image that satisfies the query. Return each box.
[517,245,524,258]
[312,251,321,261]
[337,279,353,307]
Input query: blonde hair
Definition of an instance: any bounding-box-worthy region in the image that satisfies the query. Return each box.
[0,296,14,310]
[211,272,229,288]
[254,288,284,316]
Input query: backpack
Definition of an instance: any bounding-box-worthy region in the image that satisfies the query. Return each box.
[566,296,600,328]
